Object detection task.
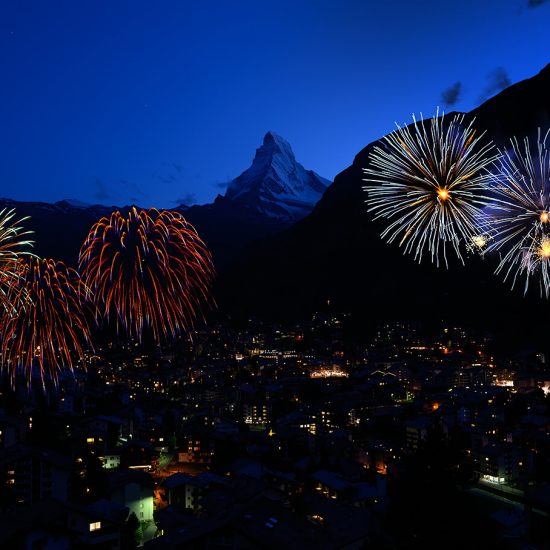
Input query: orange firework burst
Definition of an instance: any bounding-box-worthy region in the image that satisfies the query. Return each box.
[1,257,92,387]
[79,207,215,341]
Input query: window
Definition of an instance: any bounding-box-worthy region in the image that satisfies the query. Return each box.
[89,522,101,532]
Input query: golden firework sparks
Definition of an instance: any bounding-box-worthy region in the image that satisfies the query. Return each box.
[79,207,215,342]
[363,111,497,267]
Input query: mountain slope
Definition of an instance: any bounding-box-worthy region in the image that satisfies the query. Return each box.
[218,64,550,347]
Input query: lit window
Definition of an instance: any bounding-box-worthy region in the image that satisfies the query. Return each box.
[89,522,101,532]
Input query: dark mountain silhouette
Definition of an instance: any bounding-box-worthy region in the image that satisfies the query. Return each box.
[471,63,550,140]
[0,197,287,271]
[218,63,550,350]
[0,199,114,265]
[180,198,289,268]
[0,132,329,269]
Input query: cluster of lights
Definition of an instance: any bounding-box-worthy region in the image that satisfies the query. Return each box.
[310,367,348,378]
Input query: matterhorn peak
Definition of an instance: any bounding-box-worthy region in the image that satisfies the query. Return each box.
[260,131,296,159]
[224,132,330,222]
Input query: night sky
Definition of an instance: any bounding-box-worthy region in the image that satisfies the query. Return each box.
[1,0,550,207]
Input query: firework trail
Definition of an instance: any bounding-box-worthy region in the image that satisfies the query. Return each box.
[0,208,34,315]
[363,112,498,266]
[79,207,215,342]
[0,257,92,387]
[485,129,550,296]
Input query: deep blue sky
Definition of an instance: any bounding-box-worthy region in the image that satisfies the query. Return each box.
[1,0,550,207]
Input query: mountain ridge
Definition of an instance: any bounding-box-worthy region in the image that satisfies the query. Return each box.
[224,131,329,222]
[0,132,330,268]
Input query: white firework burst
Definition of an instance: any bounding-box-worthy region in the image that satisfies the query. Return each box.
[486,129,550,296]
[363,111,498,267]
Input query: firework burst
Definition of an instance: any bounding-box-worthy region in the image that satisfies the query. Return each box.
[466,233,493,255]
[485,129,550,296]
[363,112,498,266]
[0,208,34,314]
[79,207,215,342]
[0,257,92,387]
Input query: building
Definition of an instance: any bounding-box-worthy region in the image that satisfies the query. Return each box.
[478,443,519,485]
[109,469,155,523]
[160,472,228,514]
[0,446,72,508]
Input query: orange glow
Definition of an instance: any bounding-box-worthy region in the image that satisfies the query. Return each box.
[432,402,440,411]
[437,188,449,200]
[472,235,487,248]
[540,238,550,258]
[0,257,92,387]
[541,212,550,223]
[79,208,215,342]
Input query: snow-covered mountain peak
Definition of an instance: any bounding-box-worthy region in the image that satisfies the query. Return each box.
[261,131,296,160]
[224,131,330,222]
